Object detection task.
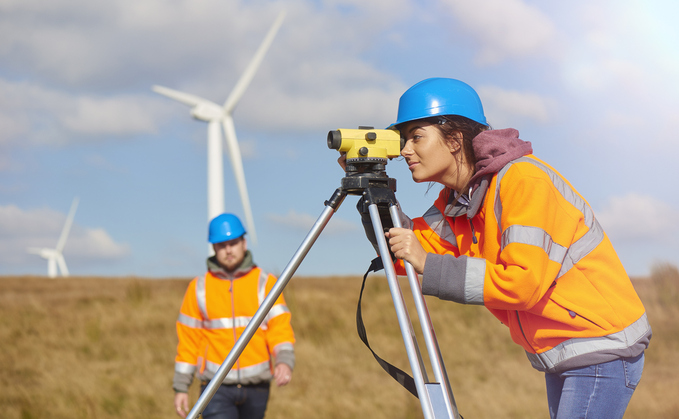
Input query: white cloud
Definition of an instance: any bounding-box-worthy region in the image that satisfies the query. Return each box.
[68,228,130,260]
[62,95,158,135]
[595,193,679,243]
[0,204,129,268]
[441,0,556,65]
[267,209,358,235]
[0,78,163,146]
[477,85,556,127]
[0,0,409,145]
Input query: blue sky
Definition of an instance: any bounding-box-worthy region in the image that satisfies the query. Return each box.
[2,0,678,278]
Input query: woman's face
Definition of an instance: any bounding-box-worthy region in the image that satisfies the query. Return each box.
[399,120,462,189]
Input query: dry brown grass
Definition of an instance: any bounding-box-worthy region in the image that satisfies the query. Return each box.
[1,267,677,418]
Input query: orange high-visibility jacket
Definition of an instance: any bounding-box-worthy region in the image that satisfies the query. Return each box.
[174,262,294,391]
[399,129,651,373]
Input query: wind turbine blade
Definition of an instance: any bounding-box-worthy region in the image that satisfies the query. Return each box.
[223,11,286,113]
[152,85,208,107]
[56,197,79,252]
[57,254,69,277]
[207,120,226,221]
[222,117,257,245]
[27,247,44,256]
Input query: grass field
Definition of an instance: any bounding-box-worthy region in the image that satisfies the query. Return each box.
[1,264,677,418]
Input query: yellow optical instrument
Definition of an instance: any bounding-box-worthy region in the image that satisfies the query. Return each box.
[327,127,403,163]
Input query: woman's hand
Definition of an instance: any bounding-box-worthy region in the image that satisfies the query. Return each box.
[337,153,347,171]
[386,228,427,274]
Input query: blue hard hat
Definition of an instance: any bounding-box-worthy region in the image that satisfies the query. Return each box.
[389,78,487,128]
[208,213,246,243]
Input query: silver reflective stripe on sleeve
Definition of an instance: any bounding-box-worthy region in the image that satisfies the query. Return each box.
[526,313,651,373]
[494,157,604,279]
[422,204,458,248]
[175,361,196,374]
[266,304,290,320]
[273,342,294,355]
[558,219,604,277]
[501,225,568,264]
[177,313,203,329]
[196,275,208,320]
[465,257,486,305]
[205,359,271,380]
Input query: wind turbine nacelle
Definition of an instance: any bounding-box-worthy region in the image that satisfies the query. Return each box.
[190,103,226,122]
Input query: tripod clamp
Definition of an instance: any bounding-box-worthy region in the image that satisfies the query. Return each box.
[184,170,461,419]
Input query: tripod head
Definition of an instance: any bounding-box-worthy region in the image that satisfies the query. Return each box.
[327,126,402,195]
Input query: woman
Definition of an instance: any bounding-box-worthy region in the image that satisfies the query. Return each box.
[356,78,651,418]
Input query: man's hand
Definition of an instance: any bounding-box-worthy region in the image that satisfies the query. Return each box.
[273,363,293,387]
[386,227,427,274]
[174,392,189,418]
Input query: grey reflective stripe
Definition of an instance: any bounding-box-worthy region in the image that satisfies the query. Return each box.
[501,225,568,264]
[258,270,269,305]
[259,270,272,329]
[422,204,457,247]
[266,304,290,320]
[205,359,270,380]
[465,257,486,305]
[175,361,196,374]
[274,342,294,355]
[259,271,291,326]
[494,156,604,278]
[177,313,203,329]
[526,313,651,372]
[196,275,208,320]
[204,316,253,329]
[559,219,604,277]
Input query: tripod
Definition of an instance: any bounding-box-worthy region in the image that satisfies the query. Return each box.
[185,163,461,419]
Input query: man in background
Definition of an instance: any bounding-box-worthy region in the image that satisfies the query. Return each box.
[173,213,295,419]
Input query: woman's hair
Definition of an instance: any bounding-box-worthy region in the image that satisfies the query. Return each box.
[433,115,488,171]
[422,115,489,197]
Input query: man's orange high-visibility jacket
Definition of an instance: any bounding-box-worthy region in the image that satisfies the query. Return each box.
[173,255,294,392]
[398,128,651,374]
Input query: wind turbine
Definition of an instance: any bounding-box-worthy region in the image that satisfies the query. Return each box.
[27,197,79,278]
[153,11,286,246]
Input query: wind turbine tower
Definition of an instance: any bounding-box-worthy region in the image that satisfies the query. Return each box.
[153,11,286,246]
[27,197,79,278]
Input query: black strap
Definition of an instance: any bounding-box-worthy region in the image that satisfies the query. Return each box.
[356,257,418,398]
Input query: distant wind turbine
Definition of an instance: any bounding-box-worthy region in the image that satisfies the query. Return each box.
[153,11,286,246]
[27,197,79,278]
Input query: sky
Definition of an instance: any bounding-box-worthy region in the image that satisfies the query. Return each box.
[1,0,679,279]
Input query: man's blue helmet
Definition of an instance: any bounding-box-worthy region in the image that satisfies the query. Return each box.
[208,213,246,243]
[389,78,487,128]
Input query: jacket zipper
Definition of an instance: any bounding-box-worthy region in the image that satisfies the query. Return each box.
[515,311,536,352]
[230,280,241,383]
[564,307,603,329]
[469,218,478,244]
[466,187,478,245]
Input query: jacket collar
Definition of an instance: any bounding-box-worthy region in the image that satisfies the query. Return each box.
[206,250,257,280]
[442,128,533,219]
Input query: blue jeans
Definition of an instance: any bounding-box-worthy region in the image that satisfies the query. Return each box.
[200,382,270,419]
[545,353,645,419]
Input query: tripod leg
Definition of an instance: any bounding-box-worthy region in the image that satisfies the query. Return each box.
[185,189,347,419]
[367,203,437,419]
[389,205,460,419]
